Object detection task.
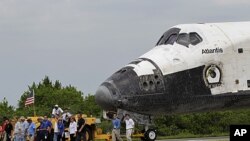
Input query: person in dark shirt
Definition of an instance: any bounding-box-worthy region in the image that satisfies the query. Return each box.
[36,117,44,141]
[76,114,86,141]
[4,118,13,141]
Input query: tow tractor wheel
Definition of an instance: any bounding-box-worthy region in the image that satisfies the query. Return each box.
[85,127,92,141]
[144,129,157,141]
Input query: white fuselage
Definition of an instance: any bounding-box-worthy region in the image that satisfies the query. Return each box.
[128,22,250,95]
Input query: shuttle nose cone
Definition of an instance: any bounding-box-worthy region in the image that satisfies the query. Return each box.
[95,85,114,110]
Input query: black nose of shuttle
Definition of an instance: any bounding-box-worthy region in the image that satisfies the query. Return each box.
[95,84,114,110]
[96,66,144,111]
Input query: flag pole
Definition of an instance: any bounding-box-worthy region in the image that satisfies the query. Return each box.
[33,89,36,116]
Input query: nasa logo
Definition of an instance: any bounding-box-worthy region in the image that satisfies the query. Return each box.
[230,125,250,141]
[202,48,223,54]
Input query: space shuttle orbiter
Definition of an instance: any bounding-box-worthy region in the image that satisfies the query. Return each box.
[95,21,250,141]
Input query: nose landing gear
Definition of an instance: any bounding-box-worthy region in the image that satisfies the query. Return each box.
[142,129,157,141]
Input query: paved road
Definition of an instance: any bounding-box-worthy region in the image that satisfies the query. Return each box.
[158,136,229,141]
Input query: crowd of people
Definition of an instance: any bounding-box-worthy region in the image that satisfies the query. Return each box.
[0,105,87,141]
[1,105,136,141]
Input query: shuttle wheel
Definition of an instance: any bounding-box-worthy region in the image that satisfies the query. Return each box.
[144,129,157,141]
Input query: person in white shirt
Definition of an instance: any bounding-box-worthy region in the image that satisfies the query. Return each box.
[52,105,63,117]
[62,109,72,127]
[69,117,77,141]
[14,116,26,141]
[124,114,134,141]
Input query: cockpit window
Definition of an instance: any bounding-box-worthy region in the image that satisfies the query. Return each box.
[176,33,189,47]
[156,28,181,46]
[129,59,142,65]
[165,34,178,45]
[189,32,203,45]
[156,28,203,47]
[176,32,203,47]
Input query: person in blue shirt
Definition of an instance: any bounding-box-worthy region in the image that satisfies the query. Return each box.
[57,118,65,141]
[27,118,36,141]
[112,114,123,141]
[36,117,46,141]
[36,116,52,141]
[43,116,52,141]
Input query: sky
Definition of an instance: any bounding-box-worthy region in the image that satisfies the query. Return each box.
[0,0,250,107]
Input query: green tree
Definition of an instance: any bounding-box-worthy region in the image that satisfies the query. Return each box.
[16,76,101,117]
[81,95,102,117]
[0,97,15,122]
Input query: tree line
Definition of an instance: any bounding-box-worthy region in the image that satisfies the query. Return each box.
[0,76,102,120]
[1,76,250,136]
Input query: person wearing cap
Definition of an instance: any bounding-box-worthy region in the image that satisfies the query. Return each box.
[27,118,36,141]
[52,105,64,118]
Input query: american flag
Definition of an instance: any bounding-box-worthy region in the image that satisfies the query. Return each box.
[25,90,35,106]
